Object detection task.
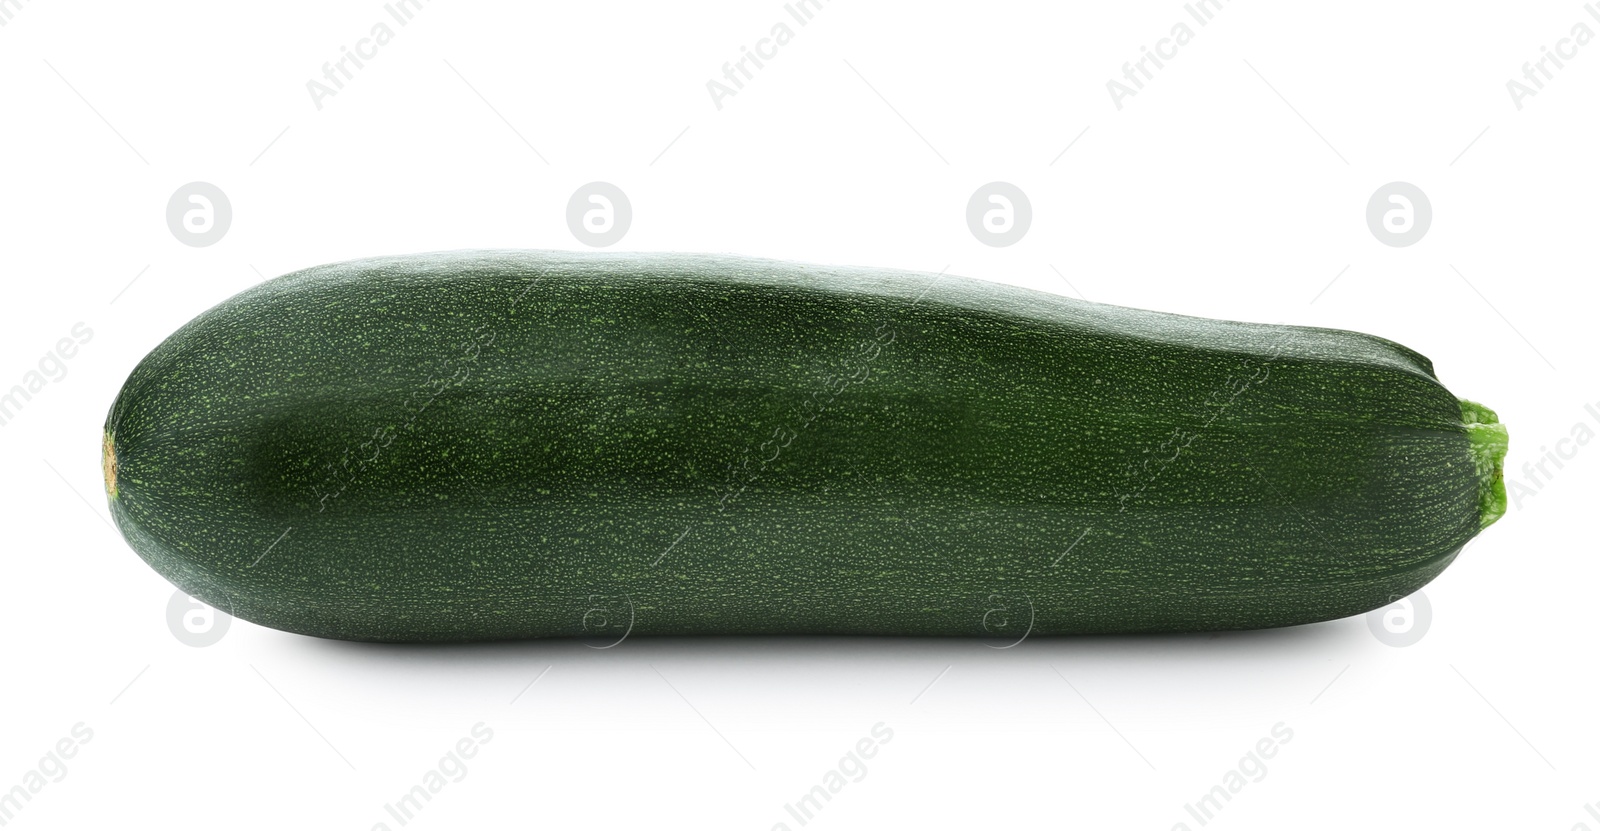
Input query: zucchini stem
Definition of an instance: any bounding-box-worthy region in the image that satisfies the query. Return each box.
[103,430,118,501]
[1459,400,1507,530]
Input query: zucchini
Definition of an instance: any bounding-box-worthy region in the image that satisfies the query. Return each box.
[103,251,1508,641]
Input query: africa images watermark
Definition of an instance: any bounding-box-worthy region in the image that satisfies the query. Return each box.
[0,323,94,429]
[1572,800,1600,830]
[309,321,496,512]
[1105,0,1235,110]
[0,723,94,827]
[371,722,493,831]
[1114,331,1289,513]
[705,0,832,110]
[305,0,432,110]
[713,321,895,515]
[980,591,1035,647]
[1171,722,1293,830]
[650,280,922,569]
[772,722,894,830]
[1365,590,1431,648]
[306,264,586,516]
[0,0,31,27]
[1505,397,1600,509]
[1505,3,1600,110]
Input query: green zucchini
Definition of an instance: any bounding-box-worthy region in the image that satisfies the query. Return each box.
[103,251,1507,642]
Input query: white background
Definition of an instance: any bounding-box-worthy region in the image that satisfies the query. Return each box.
[1,1,1595,828]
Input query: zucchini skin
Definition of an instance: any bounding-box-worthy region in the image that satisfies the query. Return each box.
[104,251,1505,641]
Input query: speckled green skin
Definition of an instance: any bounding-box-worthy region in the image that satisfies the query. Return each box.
[105,251,1505,642]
